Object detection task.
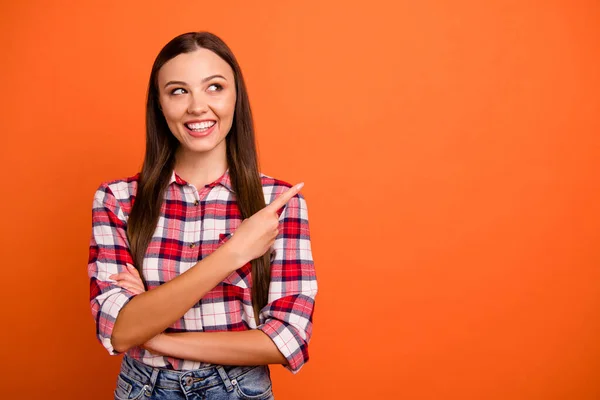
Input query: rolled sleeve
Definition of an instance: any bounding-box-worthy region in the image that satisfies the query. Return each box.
[87,184,136,355]
[257,192,318,373]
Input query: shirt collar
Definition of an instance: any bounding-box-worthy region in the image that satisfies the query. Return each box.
[169,168,234,193]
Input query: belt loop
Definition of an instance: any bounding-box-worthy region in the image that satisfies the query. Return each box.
[145,367,159,397]
[216,366,234,392]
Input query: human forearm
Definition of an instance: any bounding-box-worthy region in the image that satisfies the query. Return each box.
[143,330,287,366]
[110,184,304,354]
[111,245,242,353]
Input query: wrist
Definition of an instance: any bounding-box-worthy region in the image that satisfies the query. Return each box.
[217,241,248,271]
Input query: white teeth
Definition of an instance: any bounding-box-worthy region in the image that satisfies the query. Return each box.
[187,121,216,131]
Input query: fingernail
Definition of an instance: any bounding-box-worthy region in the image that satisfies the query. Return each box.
[296,182,304,190]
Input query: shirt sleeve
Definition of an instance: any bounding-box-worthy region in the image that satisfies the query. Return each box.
[87,183,136,355]
[257,192,318,373]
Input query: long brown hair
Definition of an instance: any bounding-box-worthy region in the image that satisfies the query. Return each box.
[127,32,270,323]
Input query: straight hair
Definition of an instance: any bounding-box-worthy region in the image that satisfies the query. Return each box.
[126,32,270,323]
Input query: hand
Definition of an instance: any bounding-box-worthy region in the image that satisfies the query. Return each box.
[142,332,167,356]
[223,182,304,267]
[109,263,146,295]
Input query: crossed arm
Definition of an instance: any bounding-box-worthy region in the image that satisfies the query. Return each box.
[88,182,315,372]
[110,262,286,365]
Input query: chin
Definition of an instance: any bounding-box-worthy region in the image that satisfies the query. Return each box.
[187,145,218,154]
[187,139,225,154]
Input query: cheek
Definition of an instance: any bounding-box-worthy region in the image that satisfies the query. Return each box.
[160,99,186,123]
[160,108,184,137]
[214,96,236,122]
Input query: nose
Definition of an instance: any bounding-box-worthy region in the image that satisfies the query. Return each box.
[187,93,208,115]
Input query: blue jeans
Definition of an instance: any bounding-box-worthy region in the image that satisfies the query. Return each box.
[114,355,274,400]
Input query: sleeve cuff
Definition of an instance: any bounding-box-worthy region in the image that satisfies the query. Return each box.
[96,290,136,355]
[258,319,309,374]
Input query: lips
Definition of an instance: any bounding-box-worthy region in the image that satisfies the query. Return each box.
[184,120,216,131]
[183,120,217,138]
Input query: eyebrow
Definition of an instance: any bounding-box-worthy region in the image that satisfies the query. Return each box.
[163,75,227,88]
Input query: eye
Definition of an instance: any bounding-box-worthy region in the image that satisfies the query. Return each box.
[207,83,223,92]
[170,88,187,95]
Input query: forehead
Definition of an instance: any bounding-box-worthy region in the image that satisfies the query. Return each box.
[157,48,234,85]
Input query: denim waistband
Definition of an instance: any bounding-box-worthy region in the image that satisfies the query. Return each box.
[120,355,259,392]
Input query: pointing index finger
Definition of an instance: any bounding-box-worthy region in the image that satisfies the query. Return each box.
[266,182,304,212]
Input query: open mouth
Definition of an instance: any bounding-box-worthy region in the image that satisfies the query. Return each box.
[184,120,216,132]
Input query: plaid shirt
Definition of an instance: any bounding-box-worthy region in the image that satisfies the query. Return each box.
[87,169,317,373]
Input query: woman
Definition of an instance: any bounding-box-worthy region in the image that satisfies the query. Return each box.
[88,31,317,400]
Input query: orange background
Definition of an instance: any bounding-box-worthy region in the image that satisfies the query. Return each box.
[1,1,599,399]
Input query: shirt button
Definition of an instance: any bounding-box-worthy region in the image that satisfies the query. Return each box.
[193,200,199,206]
[189,243,196,249]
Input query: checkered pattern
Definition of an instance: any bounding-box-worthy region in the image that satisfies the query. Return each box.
[88,169,317,373]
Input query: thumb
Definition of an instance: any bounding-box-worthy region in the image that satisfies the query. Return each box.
[126,263,140,276]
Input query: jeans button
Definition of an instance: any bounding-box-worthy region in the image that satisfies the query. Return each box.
[184,376,194,386]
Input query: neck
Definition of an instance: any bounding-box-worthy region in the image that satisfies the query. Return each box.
[174,144,228,189]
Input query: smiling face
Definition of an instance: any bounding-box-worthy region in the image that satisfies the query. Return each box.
[157,48,237,160]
